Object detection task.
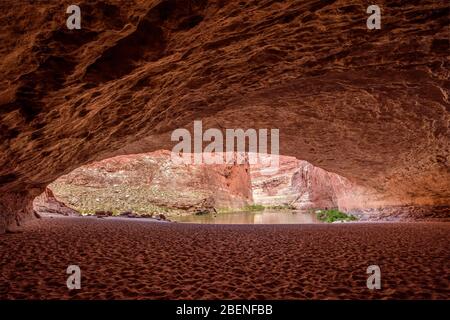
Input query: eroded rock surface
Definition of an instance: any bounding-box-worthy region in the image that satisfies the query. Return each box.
[251,155,342,209]
[33,188,81,217]
[0,0,449,230]
[48,150,252,214]
[46,151,352,214]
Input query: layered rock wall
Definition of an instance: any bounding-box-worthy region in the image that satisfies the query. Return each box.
[47,150,252,214]
[251,155,340,209]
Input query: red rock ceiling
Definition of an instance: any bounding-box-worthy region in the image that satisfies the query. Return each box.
[0,0,449,230]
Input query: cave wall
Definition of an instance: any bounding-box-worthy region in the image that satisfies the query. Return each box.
[0,192,36,233]
[33,188,81,216]
[0,0,449,230]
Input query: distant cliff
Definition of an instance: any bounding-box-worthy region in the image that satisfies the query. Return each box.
[250,155,346,209]
[44,150,252,215]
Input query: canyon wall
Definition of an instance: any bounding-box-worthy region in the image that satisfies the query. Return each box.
[46,150,252,214]
[23,150,450,222]
[251,155,340,209]
[44,152,349,215]
[252,155,450,221]
[0,0,449,231]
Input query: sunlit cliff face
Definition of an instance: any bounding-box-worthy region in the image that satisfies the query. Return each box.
[34,152,349,216]
[0,0,449,232]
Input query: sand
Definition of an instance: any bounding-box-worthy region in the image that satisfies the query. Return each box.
[0,216,448,299]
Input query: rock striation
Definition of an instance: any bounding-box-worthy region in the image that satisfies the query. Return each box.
[47,150,252,214]
[251,155,341,209]
[33,187,81,217]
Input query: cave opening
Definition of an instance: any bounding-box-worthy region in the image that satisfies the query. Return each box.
[32,150,356,224]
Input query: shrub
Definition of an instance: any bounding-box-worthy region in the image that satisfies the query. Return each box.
[267,204,296,210]
[316,209,357,223]
[243,204,265,211]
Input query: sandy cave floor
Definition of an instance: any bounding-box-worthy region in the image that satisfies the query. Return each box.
[0,217,449,299]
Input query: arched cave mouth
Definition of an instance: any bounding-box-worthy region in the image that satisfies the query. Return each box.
[32,150,358,224]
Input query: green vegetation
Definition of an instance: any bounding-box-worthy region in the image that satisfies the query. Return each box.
[316,209,357,223]
[216,207,234,214]
[48,182,205,217]
[242,204,266,211]
[217,204,266,213]
[217,203,298,214]
[266,204,297,210]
